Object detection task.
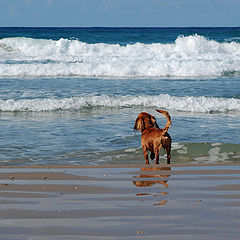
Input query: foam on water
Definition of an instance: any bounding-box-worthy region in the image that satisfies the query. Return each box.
[0,94,239,113]
[1,35,240,77]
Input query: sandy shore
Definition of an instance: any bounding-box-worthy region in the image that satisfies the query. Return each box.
[0,164,240,239]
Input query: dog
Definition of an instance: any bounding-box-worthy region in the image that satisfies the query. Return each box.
[134,109,172,164]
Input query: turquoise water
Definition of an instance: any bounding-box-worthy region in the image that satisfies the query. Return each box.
[0,27,240,165]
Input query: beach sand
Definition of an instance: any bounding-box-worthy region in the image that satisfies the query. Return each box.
[0,164,240,239]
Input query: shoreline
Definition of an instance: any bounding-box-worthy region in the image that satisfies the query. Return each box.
[1,161,240,168]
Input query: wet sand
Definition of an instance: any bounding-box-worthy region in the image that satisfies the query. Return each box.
[0,164,240,239]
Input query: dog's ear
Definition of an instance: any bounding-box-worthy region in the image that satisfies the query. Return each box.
[134,117,145,132]
[150,116,159,129]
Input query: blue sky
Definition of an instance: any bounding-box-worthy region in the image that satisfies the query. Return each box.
[0,0,240,27]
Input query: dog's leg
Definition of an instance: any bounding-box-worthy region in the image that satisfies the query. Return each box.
[142,146,149,165]
[155,144,162,164]
[166,144,171,164]
[155,153,159,164]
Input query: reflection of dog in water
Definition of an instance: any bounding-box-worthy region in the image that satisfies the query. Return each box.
[133,173,170,206]
[133,174,169,188]
[133,179,168,188]
[134,109,172,164]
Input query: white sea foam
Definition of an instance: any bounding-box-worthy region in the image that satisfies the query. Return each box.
[0,35,240,77]
[0,94,239,112]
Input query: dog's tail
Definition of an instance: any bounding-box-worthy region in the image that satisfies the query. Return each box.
[156,109,172,132]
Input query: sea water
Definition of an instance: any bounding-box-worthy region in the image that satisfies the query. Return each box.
[0,27,239,166]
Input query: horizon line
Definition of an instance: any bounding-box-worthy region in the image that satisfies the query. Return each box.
[0,26,240,28]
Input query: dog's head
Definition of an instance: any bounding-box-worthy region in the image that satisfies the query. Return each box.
[134,112,159,132]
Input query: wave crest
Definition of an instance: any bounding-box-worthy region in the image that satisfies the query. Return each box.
[0,94,239,113]
[0,35,240,77]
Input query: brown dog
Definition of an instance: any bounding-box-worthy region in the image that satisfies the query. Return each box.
[134,109,172,164]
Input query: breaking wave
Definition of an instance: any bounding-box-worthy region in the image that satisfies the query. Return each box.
[0,35,240,78]
[0,94,239,113]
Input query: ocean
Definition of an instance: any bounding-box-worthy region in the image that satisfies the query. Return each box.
[0,27,239,166]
